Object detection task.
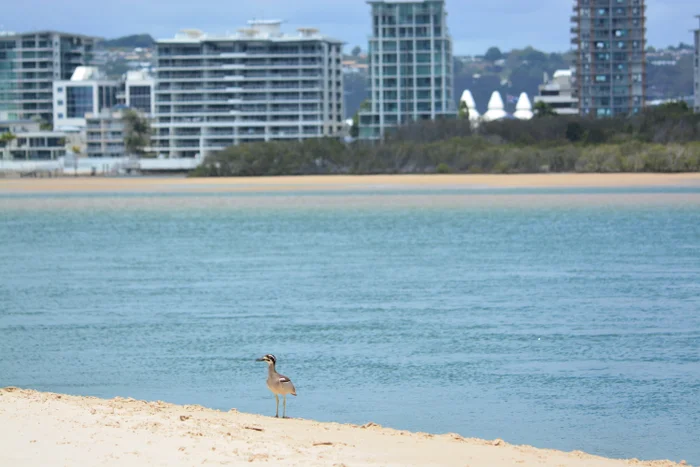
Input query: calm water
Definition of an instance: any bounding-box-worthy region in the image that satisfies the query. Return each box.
[1,187,699,463]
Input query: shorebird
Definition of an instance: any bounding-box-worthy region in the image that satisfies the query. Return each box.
[256,354,297,418]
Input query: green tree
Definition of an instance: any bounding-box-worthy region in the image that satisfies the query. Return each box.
[350,100,371,138]
[351,46,362,57]
[458,100,470,120]
[123,109,151,156]
[484,46,503,62]
[533,101,557,118]
[0,132,17,160]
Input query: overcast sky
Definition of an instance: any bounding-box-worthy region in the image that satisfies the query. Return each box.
[3,0,698,54]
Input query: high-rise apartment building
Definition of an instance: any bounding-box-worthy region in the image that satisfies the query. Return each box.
[694,16,699,112]
[153,20,344,158]
[571,0,646,117]
[358,0,455,140]
[0,31,98,123]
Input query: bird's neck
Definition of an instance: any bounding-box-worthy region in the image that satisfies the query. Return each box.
[267,364,277,375]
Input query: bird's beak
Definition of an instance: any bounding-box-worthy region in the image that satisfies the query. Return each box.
[256,357,265,362]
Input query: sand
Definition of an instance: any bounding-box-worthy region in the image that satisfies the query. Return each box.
[0,388,688,467]
[0,173,699,194]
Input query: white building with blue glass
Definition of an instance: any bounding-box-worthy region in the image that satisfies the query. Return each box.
[52,66,118,130]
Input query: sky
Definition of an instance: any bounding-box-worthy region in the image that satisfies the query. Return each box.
[2,0,698,55]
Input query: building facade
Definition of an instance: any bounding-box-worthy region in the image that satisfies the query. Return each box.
[571,0,646,117]
[120,70,155,116]
[359,0,455,140]
[694,16,699,112]
[0,31,98,123]
[52,67,118,130]
[85,109,126,158]
[4,131,66,160]
[534,70,580,115]
[153,21,344,158]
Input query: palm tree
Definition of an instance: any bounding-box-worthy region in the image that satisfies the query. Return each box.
[533,101,557,118]
[0,132,17,160]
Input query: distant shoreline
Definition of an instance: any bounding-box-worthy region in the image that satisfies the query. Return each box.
[0,387,686,467]
[1,173,700,194]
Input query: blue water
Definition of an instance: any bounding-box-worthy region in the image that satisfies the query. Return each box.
[1,187,699,464]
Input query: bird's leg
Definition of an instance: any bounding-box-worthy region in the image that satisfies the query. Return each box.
[283,395,287,418]
[275,394,279,418]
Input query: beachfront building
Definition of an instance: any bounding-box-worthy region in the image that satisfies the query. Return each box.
[533,70,579,115]
[1,129,66,160]
[85,108,128,158]
[571,0,647,117]
[52,67,118,131]
[0,31,98,123]
[123,70,155,116]
[694,16,699,112]
[153,21,344,158]
[358,0,455,140]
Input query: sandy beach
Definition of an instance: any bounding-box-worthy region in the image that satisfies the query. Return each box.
[1,173,700,193]
[0,388,687,467]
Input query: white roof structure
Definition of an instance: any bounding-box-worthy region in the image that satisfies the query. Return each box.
[459,89,480,120]
[70,66,103,81]
[161,20,343,44]
[513,92,534,120]
[482,91,508,121]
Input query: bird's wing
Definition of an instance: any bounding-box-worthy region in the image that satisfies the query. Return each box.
[277,374,292,384]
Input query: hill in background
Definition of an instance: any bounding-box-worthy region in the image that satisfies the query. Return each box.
[102,34,155,49]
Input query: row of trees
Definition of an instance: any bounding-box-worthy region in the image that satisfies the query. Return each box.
[191,103,700,177]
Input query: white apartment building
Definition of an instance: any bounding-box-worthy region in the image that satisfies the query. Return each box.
[85,109,127,158]
[153,20,344,158]
[534,70,579,115]
[122,70,155,116]
[53,66,118,130]
[0,31,98,123]
[358,0,456,140]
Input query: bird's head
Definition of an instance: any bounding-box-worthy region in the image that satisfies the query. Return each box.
[256,354,276,366]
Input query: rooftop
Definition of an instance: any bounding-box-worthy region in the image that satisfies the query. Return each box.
[0,30,102,41]
[158,20,343,45]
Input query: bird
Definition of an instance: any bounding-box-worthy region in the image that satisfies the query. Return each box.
[256,354,296,418]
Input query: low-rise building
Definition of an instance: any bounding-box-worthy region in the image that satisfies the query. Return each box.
[534,70,579,116]
[8,131,66,160]
[85,108,126,158]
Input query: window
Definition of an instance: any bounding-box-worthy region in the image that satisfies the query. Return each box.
[57,113,64,119]
[57,87,63,93]
[57,100,63,105]
[66,86,93,118]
